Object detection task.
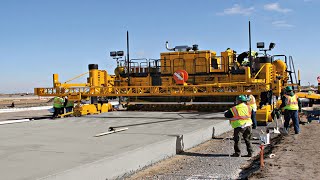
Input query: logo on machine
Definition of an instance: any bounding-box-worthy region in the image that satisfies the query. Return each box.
[173,70,188,85]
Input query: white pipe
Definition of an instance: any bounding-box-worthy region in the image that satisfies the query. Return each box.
[0,119,30,125]
[165,41,175,51]
[0,106,51,114]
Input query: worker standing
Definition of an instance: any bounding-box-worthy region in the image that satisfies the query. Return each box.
[64,96,74,113]
[280,86,302,134]
[52,96,64,119]
[246,90,257,129]
[224,95,253,157]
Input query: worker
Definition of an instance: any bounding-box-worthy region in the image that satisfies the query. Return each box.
[238,51,258,67]
[52,96,64,119]
[64,96,74,113]
[224,95,253,157]
[280,86,302,134]
[246,90,257,129]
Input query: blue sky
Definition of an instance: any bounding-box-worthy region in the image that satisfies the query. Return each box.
[0,0,319,93]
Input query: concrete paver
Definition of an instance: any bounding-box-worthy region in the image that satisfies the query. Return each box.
[0,111,232,180]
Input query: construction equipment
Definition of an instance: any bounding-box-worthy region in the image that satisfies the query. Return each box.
[34,27,320,124]
[35,41,312,124]
[302,107,320,123]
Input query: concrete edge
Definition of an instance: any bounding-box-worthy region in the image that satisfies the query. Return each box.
[40,120,232,180]
[39,137,177,180]
[181,120,233,151]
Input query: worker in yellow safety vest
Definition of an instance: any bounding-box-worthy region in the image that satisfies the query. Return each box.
[246,90,257,129]
[224,95,253,157]
[280,86,302,134]
[52,96,64,119]
[64,96,74,113]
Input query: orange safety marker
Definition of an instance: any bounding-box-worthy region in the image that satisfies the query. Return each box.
[260,144,265,168]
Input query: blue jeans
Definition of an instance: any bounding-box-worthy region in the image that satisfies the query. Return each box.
[66,107,73,113]
[284,110,300,134]
[251,110,257,128]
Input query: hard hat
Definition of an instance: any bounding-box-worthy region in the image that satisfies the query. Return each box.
[236,95,247,102]
[246,89,252,93]
[285,86,293,92]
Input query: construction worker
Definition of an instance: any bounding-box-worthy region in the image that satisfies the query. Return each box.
[280,86,302,134]
[238,51,258,67]
[64,96,74,113]
[246,90,257,129]
[52,96,64,119]
[224,95,253,157]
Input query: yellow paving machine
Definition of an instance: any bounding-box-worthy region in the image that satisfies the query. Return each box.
[34,37,320,124]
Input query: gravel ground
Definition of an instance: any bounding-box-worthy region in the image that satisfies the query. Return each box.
[125,128,265,180]
[250,121,320,180]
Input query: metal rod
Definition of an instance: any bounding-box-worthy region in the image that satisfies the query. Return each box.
[64,72,89,84]
[94,127,129,137]
[249,21,252,69]
[127,31,130,86]
[260,144,265,168]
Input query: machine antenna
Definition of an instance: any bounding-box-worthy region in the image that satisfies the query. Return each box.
[249,21,252,68]
[127,31,130,86]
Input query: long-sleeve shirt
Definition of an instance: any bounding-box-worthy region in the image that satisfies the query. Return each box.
[224,109,234,118]
[224,104,252,128]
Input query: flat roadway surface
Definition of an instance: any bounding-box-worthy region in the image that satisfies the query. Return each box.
[0,111,232,180]
[0,109,51,122]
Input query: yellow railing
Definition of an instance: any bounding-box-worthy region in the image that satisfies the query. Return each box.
[35,83,268,97]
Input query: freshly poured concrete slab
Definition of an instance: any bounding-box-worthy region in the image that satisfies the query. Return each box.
[0,111,232,180]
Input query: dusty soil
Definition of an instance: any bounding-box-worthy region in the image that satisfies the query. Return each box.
[0,95,52,108]
[249,121,320,180]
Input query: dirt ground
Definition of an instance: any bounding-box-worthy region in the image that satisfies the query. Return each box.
[0,95,51,108]
[250,121,320,180]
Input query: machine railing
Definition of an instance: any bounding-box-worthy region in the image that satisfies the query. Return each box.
[35,83,268,97]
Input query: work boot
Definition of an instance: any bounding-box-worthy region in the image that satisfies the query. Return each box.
[282,127,289,135]
[231,153,241,157]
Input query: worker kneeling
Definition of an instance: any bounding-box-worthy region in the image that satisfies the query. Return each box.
[224,95,253,157]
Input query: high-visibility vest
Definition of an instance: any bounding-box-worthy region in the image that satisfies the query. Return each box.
[53,97,64,108]
[248,95,257,111]
[230,103,252,128]
[283,95,299,110]
[249,51,257,57]
[66,100,74,107]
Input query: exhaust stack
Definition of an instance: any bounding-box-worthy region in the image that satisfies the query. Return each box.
[165,41,199,52]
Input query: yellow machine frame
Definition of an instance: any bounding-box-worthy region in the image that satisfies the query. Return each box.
[35,44,320,124]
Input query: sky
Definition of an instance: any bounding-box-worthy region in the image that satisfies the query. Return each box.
[0,0,319,93]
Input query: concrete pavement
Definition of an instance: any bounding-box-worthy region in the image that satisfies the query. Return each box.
[0,111,232,180]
